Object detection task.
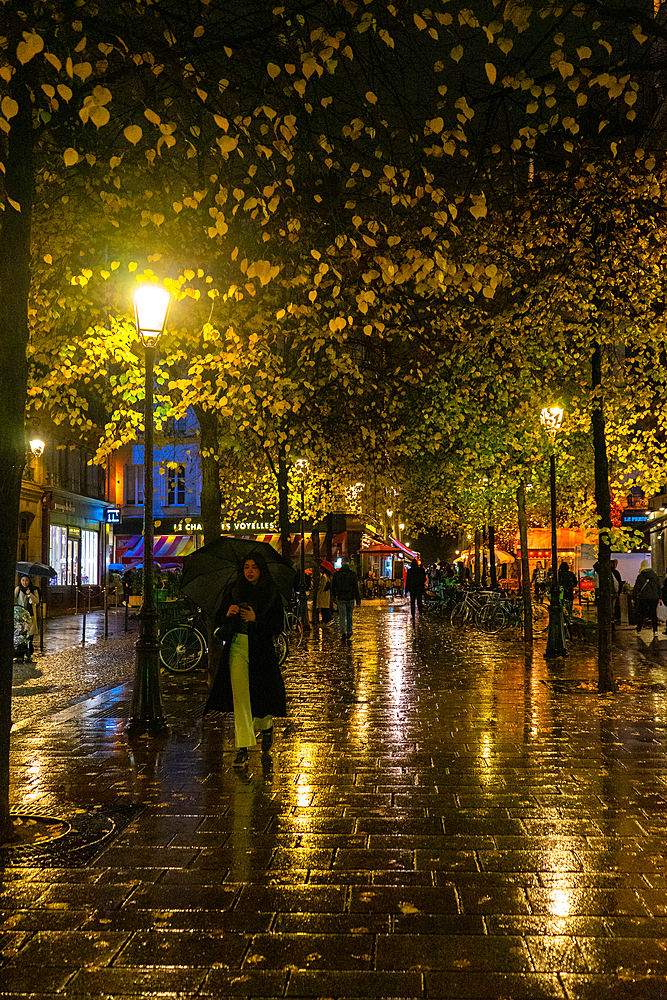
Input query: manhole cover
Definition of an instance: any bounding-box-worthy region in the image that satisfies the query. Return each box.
[0,806,133,867]
[0,812,70,849]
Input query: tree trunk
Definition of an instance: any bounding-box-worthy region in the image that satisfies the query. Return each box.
[592,343,615,693]
[488,521,497,589]
[193,405,222,546]
[0,70,34,841]
[192,405,223,674]
[277,449,291,561]
[474,529,481,586]
[517,483,533,646]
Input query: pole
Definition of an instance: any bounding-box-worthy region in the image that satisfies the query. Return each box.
[299,482,309,631]
[545,451,568,658]
[126,344,167,735]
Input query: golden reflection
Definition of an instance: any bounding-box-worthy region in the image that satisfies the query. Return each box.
[546,886,573,917]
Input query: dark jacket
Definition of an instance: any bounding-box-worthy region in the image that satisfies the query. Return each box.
[405,563,426,595]
[558,565,577,599]
[634,568,661,602]
[332,565,361,604]
[205,584,286,718]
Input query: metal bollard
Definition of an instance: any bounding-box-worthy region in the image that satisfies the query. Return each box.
[81,590,86,644]
[104,588,109,639]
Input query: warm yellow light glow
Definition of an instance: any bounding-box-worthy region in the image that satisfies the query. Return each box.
[29,438,45,457]
[540,406,564,437]
[386,509,393,517]
[133,285,170,346]
[399,523,405,530]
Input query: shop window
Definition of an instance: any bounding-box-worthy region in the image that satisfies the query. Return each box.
[167,464,186,506]
[81,529,98,585]
[124,464,144,505]
[50,526,69,585]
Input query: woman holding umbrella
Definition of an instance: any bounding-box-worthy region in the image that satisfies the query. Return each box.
[14,575,39,662]
[205,552,286,766]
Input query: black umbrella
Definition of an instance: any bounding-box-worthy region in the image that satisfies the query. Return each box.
[16,562,57,578]
[180,537,296,618]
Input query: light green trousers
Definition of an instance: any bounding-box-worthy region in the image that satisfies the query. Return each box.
[228,634,273,748]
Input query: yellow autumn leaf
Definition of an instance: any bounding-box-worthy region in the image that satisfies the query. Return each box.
[124,125,142,144]
[427,117,444,133]
[267,63,281,79]
[414,14,427,30]
[43,254,52,264]
[365,91,377,104]
[451,45,463,63]
[485,63,496,84]
[16,32,44,65]
[217,135,238,153]
[63,147,79,166]
[1,97,18,119]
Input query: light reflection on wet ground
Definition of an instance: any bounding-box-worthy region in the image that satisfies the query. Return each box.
[5,604,667,997]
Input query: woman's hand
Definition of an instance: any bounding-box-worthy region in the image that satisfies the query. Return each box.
[226,604,240,617]
[239,606,256,623]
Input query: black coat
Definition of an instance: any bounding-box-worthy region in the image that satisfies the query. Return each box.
[205,585,286,718]
[405,564,426,595]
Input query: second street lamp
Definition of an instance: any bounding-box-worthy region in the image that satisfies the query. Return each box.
[540,406,569,658]
[126,285,170,736]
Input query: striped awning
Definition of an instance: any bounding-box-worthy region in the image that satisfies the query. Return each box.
[121,535,197,562]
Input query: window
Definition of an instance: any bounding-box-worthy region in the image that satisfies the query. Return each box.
[81,530,98,585]
[165,417,187,436]
[124,464,144,505]
[167,464,186,506]
[50,526,69,585]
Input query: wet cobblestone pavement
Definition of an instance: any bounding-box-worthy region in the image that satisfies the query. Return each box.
[5,603,667,997]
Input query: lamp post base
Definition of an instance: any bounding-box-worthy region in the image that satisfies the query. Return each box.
[125,610,168,736]
[299,589,310,633]
[544,591,569,658]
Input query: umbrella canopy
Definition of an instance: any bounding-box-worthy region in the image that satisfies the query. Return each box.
[454,547,515,565]
[108,563,125,572]
[16,562,56,578]
[320,560,335,572]
[180,536,296,618]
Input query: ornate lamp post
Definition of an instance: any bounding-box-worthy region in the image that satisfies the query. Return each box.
[126,286,170,735]
[294,459,310,632]
[540,406,568,658]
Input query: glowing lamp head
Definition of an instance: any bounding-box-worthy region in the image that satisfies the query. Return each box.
[386,509,393,517]
[133,286,170,346]
[29,438,45,457]
[540,406,564,438]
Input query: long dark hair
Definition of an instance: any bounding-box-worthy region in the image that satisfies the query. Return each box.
[234,552,277,608]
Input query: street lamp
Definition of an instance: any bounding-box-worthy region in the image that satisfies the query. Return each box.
[126,285,170,735]
[294,459,311,633]
[540,406,568,658]
[29,438,45,457]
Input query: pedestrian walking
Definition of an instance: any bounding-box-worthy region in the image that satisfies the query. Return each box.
[14,575,39,662]
[634,560,661,637]
[314,560,334,625]
[531,561,547,603]
[405,558,427,619]
[611,559,623,622]
[332,559,361,642]
[122,569,133,606]
[558,561,578,620]
[204,553,286,767]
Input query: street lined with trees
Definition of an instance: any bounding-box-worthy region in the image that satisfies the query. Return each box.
[3,0,667,836]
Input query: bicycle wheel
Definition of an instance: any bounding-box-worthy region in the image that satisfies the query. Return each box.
[274,632,288,665]
[160,626,205,672]
[532,603,550,633]
[450,605,469,628]
[479,603,508,634]
[286,612,303,646]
